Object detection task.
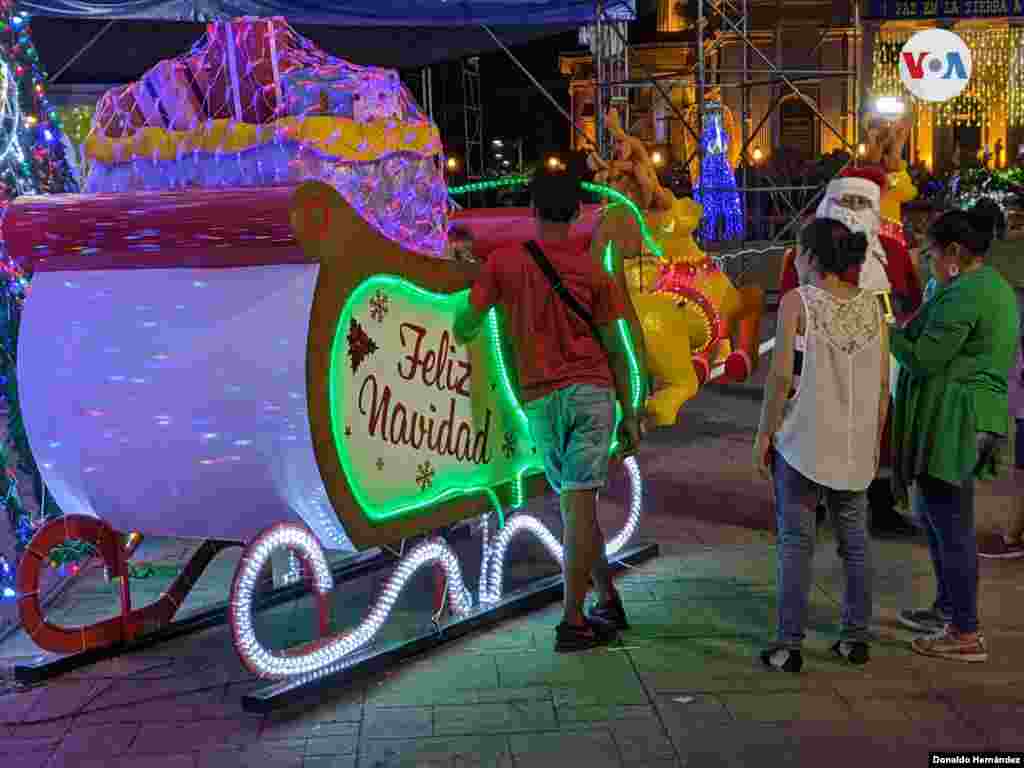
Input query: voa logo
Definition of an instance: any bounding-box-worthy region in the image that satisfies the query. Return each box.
[899,28,972,103]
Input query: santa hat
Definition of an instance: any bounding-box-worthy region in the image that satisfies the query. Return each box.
[821,166,886,208]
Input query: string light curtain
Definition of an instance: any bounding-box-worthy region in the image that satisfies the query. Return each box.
[873,25,1024,128]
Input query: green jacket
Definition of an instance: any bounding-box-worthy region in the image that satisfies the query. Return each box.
[891,265,1020,496]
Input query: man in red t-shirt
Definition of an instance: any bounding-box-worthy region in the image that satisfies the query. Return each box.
[454,170,642,653]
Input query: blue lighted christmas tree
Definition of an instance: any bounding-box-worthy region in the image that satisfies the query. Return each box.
[694,103,743,241]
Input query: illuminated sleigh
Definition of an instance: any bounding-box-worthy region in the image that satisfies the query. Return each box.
[7,180,648,692]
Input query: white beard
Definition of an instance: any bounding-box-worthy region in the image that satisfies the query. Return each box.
[816,200,890,292]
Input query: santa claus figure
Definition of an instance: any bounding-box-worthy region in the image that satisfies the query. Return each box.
[778,164,923,535]
[779,165,922,322]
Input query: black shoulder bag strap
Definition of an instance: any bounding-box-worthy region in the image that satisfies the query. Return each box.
[523,240,602,340]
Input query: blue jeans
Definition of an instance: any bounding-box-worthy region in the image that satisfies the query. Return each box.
[916,474,978,633]
[772,452,872,649]
[525,384,615,493]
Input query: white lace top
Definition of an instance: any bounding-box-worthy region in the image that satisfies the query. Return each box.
[774,285,886,491]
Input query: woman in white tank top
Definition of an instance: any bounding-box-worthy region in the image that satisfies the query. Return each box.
[754,219,890,673]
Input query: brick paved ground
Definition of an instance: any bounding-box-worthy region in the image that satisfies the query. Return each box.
[1,363,1022,768]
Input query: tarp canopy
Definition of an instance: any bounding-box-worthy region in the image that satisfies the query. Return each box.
[32,18,583,76]
[17,0,634,26]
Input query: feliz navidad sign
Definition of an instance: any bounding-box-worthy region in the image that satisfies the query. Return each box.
[329,275,542,524]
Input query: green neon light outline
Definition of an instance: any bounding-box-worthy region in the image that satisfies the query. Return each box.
[447,178,663,259]
[329,275,536,525]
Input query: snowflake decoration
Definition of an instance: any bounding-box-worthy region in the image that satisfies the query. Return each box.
[415,461,435,491]
[501,431,517,459]
[369,290,390,323]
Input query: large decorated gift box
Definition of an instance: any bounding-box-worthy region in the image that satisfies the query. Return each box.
[85,17,447,258]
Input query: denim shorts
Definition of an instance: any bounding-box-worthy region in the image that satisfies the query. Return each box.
[525,384,615,493]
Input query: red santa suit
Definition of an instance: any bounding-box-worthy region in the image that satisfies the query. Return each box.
[778,165,923,477]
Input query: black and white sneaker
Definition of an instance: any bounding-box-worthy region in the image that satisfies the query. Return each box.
[554,619,616,653]
[831,640,870,665]
[759,646,803,673]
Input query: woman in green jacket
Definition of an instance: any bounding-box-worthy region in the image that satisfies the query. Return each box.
[891,201,1018,663]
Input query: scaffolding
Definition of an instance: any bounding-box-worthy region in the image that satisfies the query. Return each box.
[462,57,485,184]
[585,0,863,282]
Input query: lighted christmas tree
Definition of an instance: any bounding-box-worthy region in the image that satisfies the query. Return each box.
[694,102,743,241]
[0,5,81,598]
[0,5,79,199]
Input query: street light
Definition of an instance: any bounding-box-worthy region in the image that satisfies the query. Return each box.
[857,143,867,157]
[875,97,905,117]
[446,157,459,171]
[752,147,763,163]
[547,156,560,170]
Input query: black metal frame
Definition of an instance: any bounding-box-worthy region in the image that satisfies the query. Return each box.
[241,541,659,713]
[12,546,397,685]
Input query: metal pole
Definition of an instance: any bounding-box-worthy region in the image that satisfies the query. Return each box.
[715,8,855,151]
[697,0,706,191]
[48,20,117,84]
[595,1,607,157]
[741,0,750,240]
[479,25,593,149]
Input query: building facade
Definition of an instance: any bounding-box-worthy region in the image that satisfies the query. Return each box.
[559,0,859,173]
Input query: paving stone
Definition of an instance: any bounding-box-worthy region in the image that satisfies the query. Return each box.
[20,680,111,723]
[0,733,62,754]
[362,705,433,739]
[55,721,140,756]
[557,703,655,724]
[304,757,357,768]
[8,716,76,738]
[367,654,499,707]
[262,717,358,742]
[195,744,304,768]
[510,728,621,767]
[433,699,556,736]
[64,656,176,681]
[605,718,677,761]
[719,690,852,722]
[495,648,645,703]
[360,734,512,768]
[304,724,359,755]
[631,638,805,693]
[62,753,198,768]
[130,718,260,755]
[652,693,732,733]
[75,685,228,724]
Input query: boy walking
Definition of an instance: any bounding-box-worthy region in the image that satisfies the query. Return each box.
[454,169,642,652]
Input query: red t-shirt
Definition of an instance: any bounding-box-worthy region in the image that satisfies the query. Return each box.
[470,237,625,402]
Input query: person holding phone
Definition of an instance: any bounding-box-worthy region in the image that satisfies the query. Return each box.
[754,218,890,673]
[453,168,642,653]
[892,202,1018,662]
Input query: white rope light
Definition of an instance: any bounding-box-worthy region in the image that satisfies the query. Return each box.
[229,523,472,679]
[229,457,643,679]
[483,455,643,604]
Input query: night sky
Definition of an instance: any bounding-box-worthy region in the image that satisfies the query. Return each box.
[477,28,583,161]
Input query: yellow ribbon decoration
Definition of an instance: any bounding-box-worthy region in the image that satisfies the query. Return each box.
[84,116,442,165]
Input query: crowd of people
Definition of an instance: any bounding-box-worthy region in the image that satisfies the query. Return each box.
[453,161,1021,664]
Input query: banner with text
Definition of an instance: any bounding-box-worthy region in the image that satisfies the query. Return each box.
[863,0,1024,18]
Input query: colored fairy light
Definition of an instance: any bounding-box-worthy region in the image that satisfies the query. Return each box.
[81,18,446,257]
[328,275,529,524]
[229,522,472,679]
[693,104,743,242]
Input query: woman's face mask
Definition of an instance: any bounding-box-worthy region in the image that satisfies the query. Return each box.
[922,239,960,285]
